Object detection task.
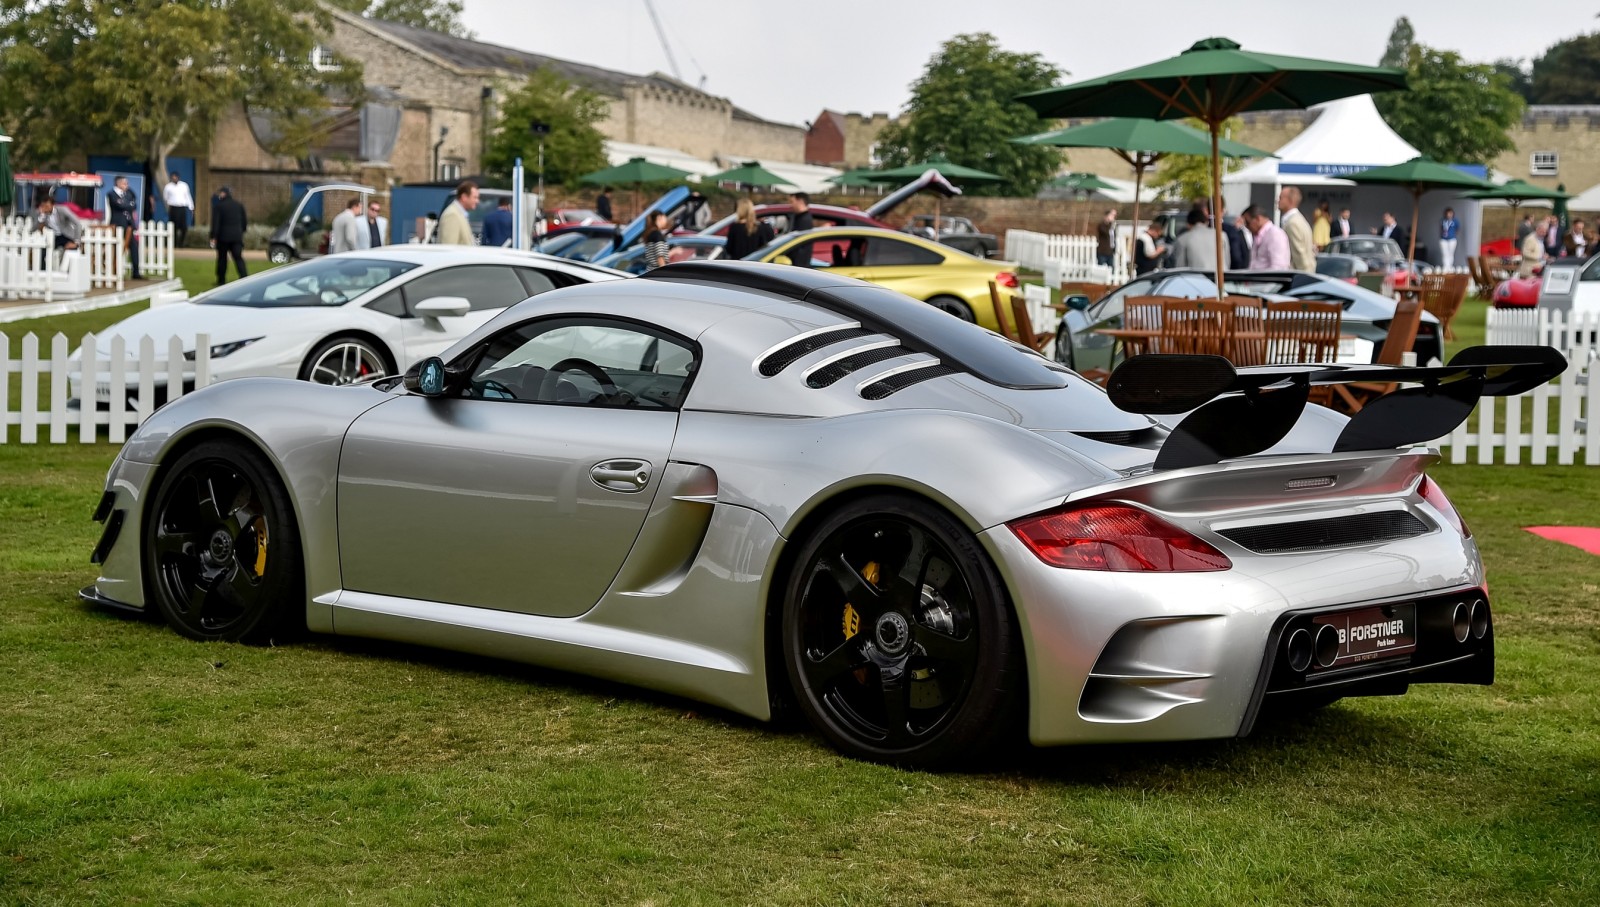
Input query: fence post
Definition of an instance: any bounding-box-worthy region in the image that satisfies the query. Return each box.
[0,332,8,444]
[49,333,68,443]
[137,335,155,424]
[1475,395,1496,465]
[166,335,185,405]
[1586,354,1599,466]
[20,332,38,443]
[78,331,97,443]
[1504,392,1522,466]
[108,335,127,444]
[1558,349,1580,465]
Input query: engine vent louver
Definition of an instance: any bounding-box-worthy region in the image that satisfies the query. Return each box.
[860,364,959,400]
[1073,428,1163,447]
[757,326,875,377]
[1218,511,1430,554]
[806,346,912,388]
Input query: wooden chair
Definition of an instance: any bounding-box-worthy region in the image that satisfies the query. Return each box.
[1010,294,1055,353]
[1466,257,1494,300]
[1330,296,1424,414]
[988,281,1020,343]
[1263,300,1342,365]
[1121,295,1172,357]
[1227,295,1266,366]
[1158,299,1233,357]
[1439,273,1469,342]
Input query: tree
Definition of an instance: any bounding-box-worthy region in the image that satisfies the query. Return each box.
[872,33,1063,197]
[327,0,473,38]
[482,69,609,186]
[1155,118,1246,202]
[1380,17,1415,68]
[1529,32,1600,103]
[1491,58,1534,103]
[0,1,363,182]
[1377,45,1526,166]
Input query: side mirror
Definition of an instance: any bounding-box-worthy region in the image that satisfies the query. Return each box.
[772,255,793,267]
[414,296,471,319]
[403,357,450,396]
[1065,294,1091,312]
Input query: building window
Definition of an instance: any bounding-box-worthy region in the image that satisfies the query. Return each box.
[439,161,463,182]
[311,45,340,72]
[1530,151,1559,177]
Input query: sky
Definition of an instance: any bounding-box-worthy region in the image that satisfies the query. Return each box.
[459,0,1589,126]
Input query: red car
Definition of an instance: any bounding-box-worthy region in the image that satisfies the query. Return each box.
[1494,271,1541,308]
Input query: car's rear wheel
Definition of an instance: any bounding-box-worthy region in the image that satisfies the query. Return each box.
[144,440,303,643]
[299,336,390,385]
[267,244,294,264]
[926,295,975,323]
[782,494,1022,768]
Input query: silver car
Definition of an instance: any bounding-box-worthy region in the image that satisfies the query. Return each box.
[84,262,1550,768]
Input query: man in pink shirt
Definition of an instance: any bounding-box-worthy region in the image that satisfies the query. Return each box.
[1244,205,1290,269]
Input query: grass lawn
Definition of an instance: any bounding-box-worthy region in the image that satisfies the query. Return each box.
[2,306,1599,904]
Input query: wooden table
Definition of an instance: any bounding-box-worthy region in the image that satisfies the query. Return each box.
[1092,327,1359,366]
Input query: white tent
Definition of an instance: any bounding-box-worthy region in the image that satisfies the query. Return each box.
[1224,94,1419,189]
[601,141,842,195]
[1568,181,1600,213]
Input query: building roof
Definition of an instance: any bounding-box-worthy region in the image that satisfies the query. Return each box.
[359,17,794,128]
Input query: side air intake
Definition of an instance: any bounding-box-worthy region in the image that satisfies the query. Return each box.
[756,325,875,377]
[805,345,912,388]
[860,363,958,400]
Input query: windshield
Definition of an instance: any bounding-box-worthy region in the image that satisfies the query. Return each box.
[199,258,418,308]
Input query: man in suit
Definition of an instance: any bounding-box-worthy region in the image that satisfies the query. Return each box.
[437,181,479,245]
[356,200,388,250]
[106,176,143,279]
[1378,212,1409,251]
[209,186,248,285]
[1171,207,1229,271]
[330,198,362,253]
[1336,208,1353,239]
[1277,186,1315,271]
[1218,200,1250,270]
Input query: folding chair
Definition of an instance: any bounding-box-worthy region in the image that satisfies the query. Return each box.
[1263,300,1343,365]
[988,281,1020,342]
[1121,295,1171,357]
[1330,296,1424,414]
[1227,295,1266,366]
[1009,294,1055,354]
[1158,299,1233,358]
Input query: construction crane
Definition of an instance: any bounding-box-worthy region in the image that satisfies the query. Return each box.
[641,0,706,89]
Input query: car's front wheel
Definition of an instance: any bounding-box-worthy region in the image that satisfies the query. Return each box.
[782,494,1023,768]
[144,440,303,643]
[299,336,391,385]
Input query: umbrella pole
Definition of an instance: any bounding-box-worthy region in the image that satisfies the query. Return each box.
[1210,127,1224,300]
[1408,188,1419,266]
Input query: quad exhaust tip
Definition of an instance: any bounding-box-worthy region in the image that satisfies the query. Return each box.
[1470,598,1489,640]
[1452,601,1472,643]
[1286,628,1312,673]
[1313,623,1340,669]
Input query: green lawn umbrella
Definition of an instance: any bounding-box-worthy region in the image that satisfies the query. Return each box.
[1460,179,1572,243]
[0,134,13,210]
[578,157,693,222]
[708,161,793,190]
[863,155,1001,237]
[825,168,889,188]
[1017,37,1407,294]
[1345,156,1494,263]
[1014,117,1275,235]
[1047,172,1120,192]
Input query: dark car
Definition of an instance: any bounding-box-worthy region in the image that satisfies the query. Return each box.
[1055,268,1444,376]
[1315,253,1370,283]
[903,215,1000,259]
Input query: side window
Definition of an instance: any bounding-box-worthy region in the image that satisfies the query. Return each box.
[404,266,530,314]
[775,240,815,267]
[515,268,560,296]
[865,238,944,267]
[365,287,409,318]
[463,318,698,410]
[1092,278,1153,322]
[1582,258,1600,282]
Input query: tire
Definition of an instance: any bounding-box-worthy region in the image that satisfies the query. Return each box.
[1054,329,1076,369]
[926,295,975,323]
[143,439,304,643]
[781,493,1023,768]
[298,336,392,385]
[267,244,294,264]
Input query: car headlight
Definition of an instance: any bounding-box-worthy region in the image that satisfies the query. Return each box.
[185,338,263,361]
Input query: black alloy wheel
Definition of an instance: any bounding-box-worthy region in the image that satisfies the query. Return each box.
[144,440,303,643]
[927,295,976,323]
[783,494,1022,768]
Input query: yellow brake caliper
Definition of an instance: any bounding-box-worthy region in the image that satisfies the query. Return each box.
[251,519,269,578]
[841,561,880,640]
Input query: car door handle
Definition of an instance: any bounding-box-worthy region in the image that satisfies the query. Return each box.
[591,459,651,493]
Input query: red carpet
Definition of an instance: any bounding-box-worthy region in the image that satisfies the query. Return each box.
[1524,526,1600,556]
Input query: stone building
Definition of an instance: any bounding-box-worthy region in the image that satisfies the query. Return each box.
[201,4,807,221]
[804,110,896,169]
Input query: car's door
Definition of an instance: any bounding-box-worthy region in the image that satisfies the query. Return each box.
[390,265,536,366]
[1573,256,1600,317]
[763,235,870,278]
[337,316,698,618]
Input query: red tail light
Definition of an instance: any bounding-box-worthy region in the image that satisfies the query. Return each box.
[1419,476,1470,538]
[1008,503,1231,572]
[995,272,1019,288]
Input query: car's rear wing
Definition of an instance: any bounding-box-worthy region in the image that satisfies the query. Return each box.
[1104,347,1568,470]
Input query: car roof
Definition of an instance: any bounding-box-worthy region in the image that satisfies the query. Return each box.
[320,247,628,278]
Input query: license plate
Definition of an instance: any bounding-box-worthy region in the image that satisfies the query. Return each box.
[1310,603,1415,670]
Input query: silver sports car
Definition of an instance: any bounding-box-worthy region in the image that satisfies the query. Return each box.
[83,262,1562,767]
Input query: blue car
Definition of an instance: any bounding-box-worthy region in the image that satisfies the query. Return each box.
[594,236,726,275]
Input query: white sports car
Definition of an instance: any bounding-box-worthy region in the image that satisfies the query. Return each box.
[77,248,624,402]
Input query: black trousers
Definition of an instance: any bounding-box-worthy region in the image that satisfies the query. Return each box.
[168,206,189,246]
[114,222,142,278]
[215,241,247,284]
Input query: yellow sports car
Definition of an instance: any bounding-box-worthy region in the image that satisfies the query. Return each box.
[744,227,1020,329]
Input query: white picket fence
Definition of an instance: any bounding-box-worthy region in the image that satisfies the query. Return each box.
[0,220,174,301]
[1434,347,1598,465]
[1005,228,1133,285]
[1485,308,1600,356]
[2,332,211,443]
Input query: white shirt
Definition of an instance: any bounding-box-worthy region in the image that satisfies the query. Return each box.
[162,180,194,208]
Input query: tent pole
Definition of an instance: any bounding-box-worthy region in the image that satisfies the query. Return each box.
[1210,126,1224,300]
[1408,188,1419,265]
